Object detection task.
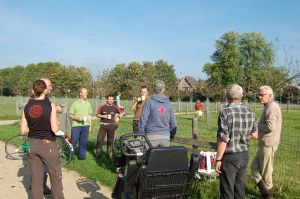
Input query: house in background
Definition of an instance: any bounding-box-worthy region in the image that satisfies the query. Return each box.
[178,76,198,92]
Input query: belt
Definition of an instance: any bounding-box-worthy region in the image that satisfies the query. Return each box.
[43,139,51,143]
[101,122,115,125]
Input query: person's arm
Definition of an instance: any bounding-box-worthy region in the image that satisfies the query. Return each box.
[215,137,227,173]
[50,103,59,133]
[138,101,150,134]
[69,103,83,121]
[169,105,177,141]
[20,110,29,134]
[258,104,279,133]
[88,114,92,132]
[96,113,107,119]
[114,108,125,123]
[130,97,142,111]
[69,113,83,121]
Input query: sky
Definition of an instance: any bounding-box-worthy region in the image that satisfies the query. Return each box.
[0,0,299,80]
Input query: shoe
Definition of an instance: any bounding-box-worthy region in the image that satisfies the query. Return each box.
[93,148,102,160]
[43,177,52,195]
[254,179,271,199]
[106,146,112,159]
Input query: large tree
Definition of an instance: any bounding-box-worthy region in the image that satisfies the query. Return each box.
[203,31,290,96]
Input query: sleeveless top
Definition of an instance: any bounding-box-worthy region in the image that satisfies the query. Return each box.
[24,98,56,141]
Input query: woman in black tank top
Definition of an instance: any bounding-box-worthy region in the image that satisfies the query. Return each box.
[20,80,65,199]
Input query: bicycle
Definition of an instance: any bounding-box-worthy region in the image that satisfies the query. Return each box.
[5,134,73,166]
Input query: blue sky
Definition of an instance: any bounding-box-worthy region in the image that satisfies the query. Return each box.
[0,0,299,80]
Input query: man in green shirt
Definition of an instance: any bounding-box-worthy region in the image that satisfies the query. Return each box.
[69,88,92,160]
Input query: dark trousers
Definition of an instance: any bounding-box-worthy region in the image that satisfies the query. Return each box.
[71,126,89,160]
[96,124,116,148]
[219,151,249,199]
[132,120,139,133]
[27,138,64,199]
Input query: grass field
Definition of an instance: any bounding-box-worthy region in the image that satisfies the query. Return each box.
[1,97,300,198]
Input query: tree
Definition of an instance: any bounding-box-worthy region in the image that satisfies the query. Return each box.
[203,31,290,97]
[154,60,177,97]
[6,66,28,96]
[194,79,225,102]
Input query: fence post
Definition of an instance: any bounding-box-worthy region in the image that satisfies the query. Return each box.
[95,96,99,113]
[192,118,198,149]
[177,98,181,112]
[186,103,188,116]
[205,97,210,123]
[287,100,290,113]
[60,105,68,135]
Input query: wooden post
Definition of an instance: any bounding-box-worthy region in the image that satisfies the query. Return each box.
[60,105,67,134]
[192,118,198,149]
[287,100,290,113]
[205,97,209,123]
[186,103,188,116]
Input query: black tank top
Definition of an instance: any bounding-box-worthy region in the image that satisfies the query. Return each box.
[24,98,56,141]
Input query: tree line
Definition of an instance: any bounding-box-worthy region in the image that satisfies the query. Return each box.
[0,31,299,102]
[0,60,179,99]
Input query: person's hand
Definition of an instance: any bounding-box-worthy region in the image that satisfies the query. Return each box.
[114,117,120,123]
[137,97,142,102]
[215,161,222,173]
[56,105,62,113]
[78,117,83,121]
[55,130,65,136]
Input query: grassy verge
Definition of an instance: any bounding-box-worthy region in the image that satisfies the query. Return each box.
[1,110,300,198]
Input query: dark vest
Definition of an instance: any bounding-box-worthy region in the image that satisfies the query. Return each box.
[24,98,55,141]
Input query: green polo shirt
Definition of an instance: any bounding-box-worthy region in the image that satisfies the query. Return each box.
[69,100,92,127]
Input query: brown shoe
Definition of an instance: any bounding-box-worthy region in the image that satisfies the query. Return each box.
[255,180,271,199]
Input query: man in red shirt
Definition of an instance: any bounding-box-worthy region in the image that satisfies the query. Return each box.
[195,99,204,120]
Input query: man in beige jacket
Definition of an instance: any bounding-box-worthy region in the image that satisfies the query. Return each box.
[251,86,282,199]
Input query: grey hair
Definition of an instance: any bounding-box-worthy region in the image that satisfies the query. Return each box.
[226,84,243,100]
[154,80,165,94]
[259,86,274,98]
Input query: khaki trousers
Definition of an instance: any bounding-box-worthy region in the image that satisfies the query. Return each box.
[251,145,278,189]
[28,138,64,199]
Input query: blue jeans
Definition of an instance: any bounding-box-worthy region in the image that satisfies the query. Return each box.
[71,126,89,160]
[219,151,249,199]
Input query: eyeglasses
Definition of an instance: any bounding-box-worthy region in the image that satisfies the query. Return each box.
[258,93,268,97]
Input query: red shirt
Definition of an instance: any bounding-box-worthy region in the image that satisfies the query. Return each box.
[195,102,204,111]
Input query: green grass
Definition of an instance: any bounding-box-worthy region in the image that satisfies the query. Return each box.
[1,98,300,198]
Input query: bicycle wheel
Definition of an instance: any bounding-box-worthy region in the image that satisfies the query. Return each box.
[56,136,72,165]
[5,134,29,160]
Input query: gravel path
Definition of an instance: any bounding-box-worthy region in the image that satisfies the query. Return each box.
[0,123,112,199]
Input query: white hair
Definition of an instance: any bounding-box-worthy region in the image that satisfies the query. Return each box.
[226,84,243,99]
[259,86,274,98]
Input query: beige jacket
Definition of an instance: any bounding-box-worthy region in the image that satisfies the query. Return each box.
[258,101,282,146]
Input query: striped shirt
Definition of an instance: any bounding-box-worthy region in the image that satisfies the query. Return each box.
[217,101,258,153]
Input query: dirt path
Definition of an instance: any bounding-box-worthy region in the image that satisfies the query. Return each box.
[0,139,112,199]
